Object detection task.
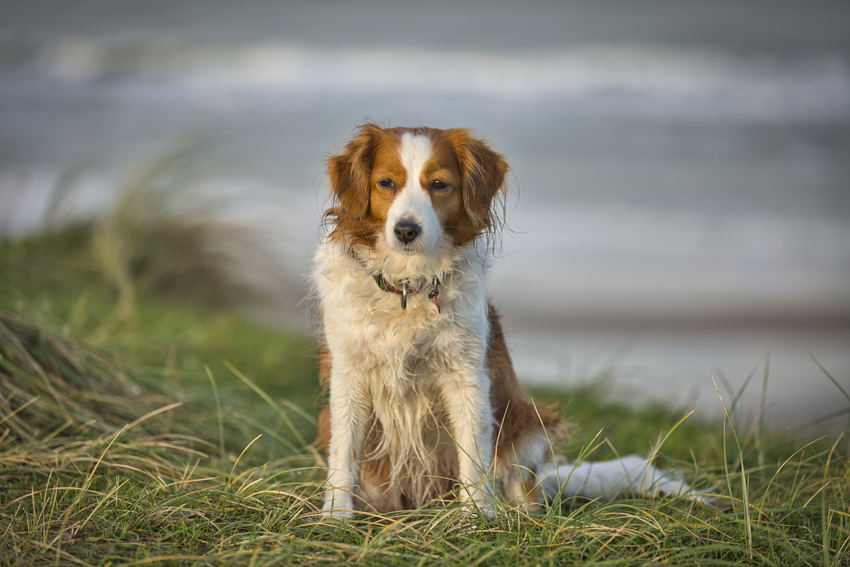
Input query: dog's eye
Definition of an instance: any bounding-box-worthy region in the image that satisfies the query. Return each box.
[377,179,394,189]
[430,180,448,190]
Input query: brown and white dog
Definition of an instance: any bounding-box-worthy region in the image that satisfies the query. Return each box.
[313,124,710,519]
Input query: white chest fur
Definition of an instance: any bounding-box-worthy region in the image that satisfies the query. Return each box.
[313,239,491,381]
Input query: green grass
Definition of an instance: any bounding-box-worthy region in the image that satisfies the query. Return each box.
[1,224,848,566]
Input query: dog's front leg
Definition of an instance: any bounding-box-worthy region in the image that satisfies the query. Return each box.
[323,370,369,520]
[439,372,496,513]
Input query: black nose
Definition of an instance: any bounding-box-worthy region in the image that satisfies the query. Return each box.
[394,221,421,244]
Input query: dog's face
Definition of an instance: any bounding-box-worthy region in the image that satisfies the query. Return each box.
[326,124,509,254]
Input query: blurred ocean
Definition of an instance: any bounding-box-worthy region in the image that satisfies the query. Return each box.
[1,0,849,430]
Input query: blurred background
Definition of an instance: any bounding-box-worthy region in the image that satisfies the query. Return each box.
[1,0,848,430]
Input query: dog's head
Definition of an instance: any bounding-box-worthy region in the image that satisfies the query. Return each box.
[325,124,509,255]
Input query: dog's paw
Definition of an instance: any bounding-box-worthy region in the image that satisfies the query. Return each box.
[462,500,496,518]
[510,500,543,515]
[458,479,498,517]
[320,508,355,522]
[322,490,355,522]
[460,491,497,518]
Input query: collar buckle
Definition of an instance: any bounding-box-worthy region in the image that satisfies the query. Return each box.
[427,276,441,314]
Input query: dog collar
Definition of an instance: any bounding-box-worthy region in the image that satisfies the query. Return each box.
[349,249,441,313]
[374,274,441,313]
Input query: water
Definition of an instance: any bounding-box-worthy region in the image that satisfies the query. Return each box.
[1,0,849,430]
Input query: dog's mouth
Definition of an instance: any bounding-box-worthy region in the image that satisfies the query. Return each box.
[397,243,426,254]
[385,232,431,255]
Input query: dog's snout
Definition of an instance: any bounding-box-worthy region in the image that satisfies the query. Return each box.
[394,221,421,244]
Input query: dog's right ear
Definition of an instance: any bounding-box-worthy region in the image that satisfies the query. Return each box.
[326,123,382,221]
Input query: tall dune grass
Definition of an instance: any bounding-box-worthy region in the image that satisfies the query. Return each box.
[89,140,303,341]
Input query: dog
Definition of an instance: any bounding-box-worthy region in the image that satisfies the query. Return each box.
[313,124,712,519]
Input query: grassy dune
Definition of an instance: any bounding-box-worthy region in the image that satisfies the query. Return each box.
[1,220,848,566]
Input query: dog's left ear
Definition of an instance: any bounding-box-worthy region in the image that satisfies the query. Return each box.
[450,130,509,233]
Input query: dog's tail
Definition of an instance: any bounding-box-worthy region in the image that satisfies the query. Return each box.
[537,455,720,508]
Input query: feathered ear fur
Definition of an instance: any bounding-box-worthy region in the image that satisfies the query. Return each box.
[325,123,382,228]
[448,129,509,235]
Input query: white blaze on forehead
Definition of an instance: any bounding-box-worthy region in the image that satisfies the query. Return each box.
[385,133,440,251]
[398,133,433,176]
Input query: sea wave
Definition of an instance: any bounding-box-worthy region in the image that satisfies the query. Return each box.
[2,37,849,121]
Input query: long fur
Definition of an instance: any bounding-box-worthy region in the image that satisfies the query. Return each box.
[313,123,710,519]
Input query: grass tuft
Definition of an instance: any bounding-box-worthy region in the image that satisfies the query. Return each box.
[0,309,177,443]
